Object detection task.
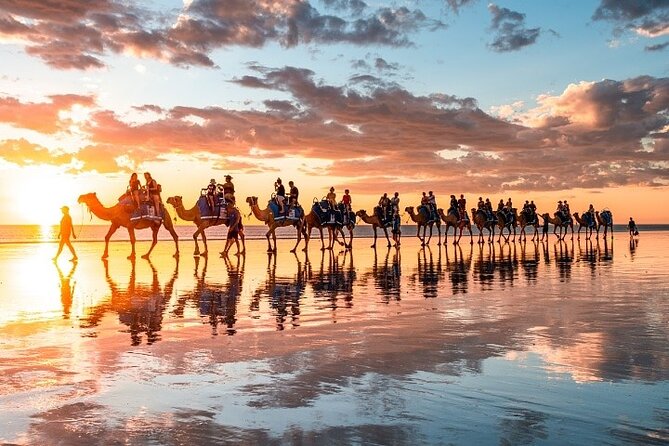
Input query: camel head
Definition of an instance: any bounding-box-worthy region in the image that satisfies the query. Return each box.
[540,213,549,221]
[405,206,414,214]
[78,192,97,205]
[355,209,366,218]
[437,208,445,217]
[166,196,183,207]
[246,196,257,207]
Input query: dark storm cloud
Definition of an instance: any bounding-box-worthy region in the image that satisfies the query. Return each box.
[487,4,542,52]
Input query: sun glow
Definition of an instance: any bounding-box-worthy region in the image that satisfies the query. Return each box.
[13,166,80,225]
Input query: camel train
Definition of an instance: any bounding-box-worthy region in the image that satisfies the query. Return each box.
[78,184,614,258]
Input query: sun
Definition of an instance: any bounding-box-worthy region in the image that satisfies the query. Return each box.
[13,166,79,225]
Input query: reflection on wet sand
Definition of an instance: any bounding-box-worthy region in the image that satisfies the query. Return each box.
[362,247,401,302]
[252,252,307,330]
[101,258,179,345]
[2,235,669,445]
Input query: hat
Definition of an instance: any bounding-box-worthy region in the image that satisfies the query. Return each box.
[225,175,232,180]
[210,178,216,183]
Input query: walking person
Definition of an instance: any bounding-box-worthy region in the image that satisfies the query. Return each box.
[53,206,77,262]
[628,217,638,237]
[221,203,242,256]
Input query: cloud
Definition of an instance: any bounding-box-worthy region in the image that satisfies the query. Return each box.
[487,4,542,52]
[0,94,95,133]
[645,41,669,51]
[444,0,478,14]
[0,138,70,165]
[1,68,667,192]
[592,0,669,38]
[0,0,442,69]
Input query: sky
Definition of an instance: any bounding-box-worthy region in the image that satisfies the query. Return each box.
[0,0,668,225]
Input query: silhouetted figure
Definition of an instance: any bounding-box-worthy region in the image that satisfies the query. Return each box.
[53,206,77,262]
[56,261,77,319]
[628,217,638,237]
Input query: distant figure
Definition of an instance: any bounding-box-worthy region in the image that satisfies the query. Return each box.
[390,192,400,215]
[53,206,77,262]
[222,203,241,256]
[628,217,638,237]
[144,172,161,215]
[56,261,76,319]
[457,194,466,221]
[392,202,401,247]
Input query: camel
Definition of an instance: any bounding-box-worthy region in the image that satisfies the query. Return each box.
[355,209,392,248]
[471,208,496,244]
[572,212,596,240]
[495,208,517,242]
[303,202,353,251]
[517,210,539,242]
[437,208,473,244]
[166,195,245,257]
[540,213,574,241]
[246,196,304,253]
[596,210,614,239]
[406,206,441,246]
[78,192,179,260]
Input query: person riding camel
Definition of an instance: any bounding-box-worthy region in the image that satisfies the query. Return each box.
[421,192,429,215]
[327,187,337,209]
[342,189,352,212]
[587,203,596,227]
[427,191,437,220]
[128,172,141,208]
[379,193,390,220]
[477,197,485,210]
[222,175,235,203]
[505,197,513,211]
[275,178,286,214]
[485,198,494,221]
[144,172,161,216]
[390,192,400,213]
[457,194,466,222]
[204,178,217,212]
[288,181,299,207]
[563,200,571,216]
[449,195,458,216]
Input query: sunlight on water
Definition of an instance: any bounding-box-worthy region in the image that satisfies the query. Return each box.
[0,234,668,444]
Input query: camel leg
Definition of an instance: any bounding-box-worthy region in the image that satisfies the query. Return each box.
[265,228,273,252]
[142,226,159,259]
[326,227,334,250]
[192,227,202,256]
[348,227,354,249]
[103,223,120,259]
[240,231,246,255]
[319,227,326,251]
[272,228,278,253]
[128,226,137,259]
[436,223,442,246]
[468,224,474,245]
[200,227,208,257]
[290,223,301,253]
[512,226,516,243]
[371,227,378,248]
[426,225,433,246]
[167,223,179,258]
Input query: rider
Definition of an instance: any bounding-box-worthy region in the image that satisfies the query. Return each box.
[457,194,466,221]
[288,181,299,207]
[222,175,235,203]
[449,195,458,215]
[477,197,485,210]
[275,178,286,214]
[485,198,494,221]
[390,192,400,215]
[326,187,337,209]
[587,204,596,227]
[144,172,161,216]
[204,178,217,212]
[379,193,390,220]
[342,189,352,212]
[427,191,437,220]
[128,172,141,208]
[563,200,571,217]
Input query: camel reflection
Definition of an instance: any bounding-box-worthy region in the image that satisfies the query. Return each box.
[100,258,179,345]
[554,240,574,282]
[252,252,307,330]
[412,246,444,299]
[363,247,401,302]
[520,240,539,284]
[198,255,244,336]
[473,242,518,290]
[55,261,77,319]
[445,243,471,294]
[310,249,356,316]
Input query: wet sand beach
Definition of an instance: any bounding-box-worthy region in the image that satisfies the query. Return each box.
[1,234,668,445]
